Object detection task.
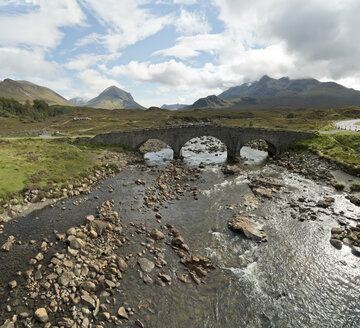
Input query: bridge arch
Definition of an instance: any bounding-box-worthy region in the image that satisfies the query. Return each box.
[180,136,228,164]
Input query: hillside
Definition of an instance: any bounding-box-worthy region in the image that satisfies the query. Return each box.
[0,79,72,106]
[188,95,227,109]
[85,86,145,109]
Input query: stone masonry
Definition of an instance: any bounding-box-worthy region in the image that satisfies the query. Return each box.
[92,125,315,163]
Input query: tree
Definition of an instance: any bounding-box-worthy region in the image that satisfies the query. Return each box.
[33,99,48,110]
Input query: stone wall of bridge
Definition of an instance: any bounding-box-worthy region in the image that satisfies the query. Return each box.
[92,125,315,163]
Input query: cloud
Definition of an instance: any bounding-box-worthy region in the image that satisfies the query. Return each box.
[79,0,173,52]
[175,9,210,36]
[0,0,86,49]
[154,33,224,58]
[173,0,197,4]
[0,47,59,78]
[76,69,123,99]
[211,0,360,82]
[65,53,121,71]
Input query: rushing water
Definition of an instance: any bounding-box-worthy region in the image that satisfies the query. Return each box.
[1,138,360,327]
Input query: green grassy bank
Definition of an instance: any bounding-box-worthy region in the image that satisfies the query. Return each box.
[0,139,125,203]
[291,132,360,175]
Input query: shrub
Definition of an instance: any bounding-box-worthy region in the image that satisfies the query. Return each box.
[334,183,345,191]
[286,113,296,118]
[350,183,360,192]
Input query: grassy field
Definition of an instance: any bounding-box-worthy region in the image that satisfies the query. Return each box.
[291,132,360,174]
[0,104,360,136]
[0,139,126,202]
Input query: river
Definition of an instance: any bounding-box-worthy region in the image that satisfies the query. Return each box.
[0,137,359,327]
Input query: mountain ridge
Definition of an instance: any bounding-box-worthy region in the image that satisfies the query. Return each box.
[85,86,145,109]
[197,75,360,109]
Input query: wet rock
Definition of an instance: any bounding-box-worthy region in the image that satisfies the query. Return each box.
[1,235,15,252]
[34,308,49,323]
[117,306,129,320]
[158,273,171,283]
[67,235,85,249]
[221,165,241,175]
[58,271,75,287]
[351,245,360,256]
[176,272,188,283]
[0,320,14,328]
[135,319,145,328]
[81,295,96,309]
[8,280,17,289]
[90,220,110,235]
[58,318,74,327]
[80,281,96,292]
[330,239,342,249]
[150,228,164,241]
[116,256,128,272]
[138,258,155,273]
[171,236,185,246]
[331,227,343,235]
[228,215,268,242]
[143,274,153,284]
[347,195,360,206]
[81,318,90,328]
[317,197,335,208]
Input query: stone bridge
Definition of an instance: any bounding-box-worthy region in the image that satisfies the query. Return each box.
[92,125,315,163]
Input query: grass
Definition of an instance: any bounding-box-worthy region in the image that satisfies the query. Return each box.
[318,123,335,131]
[290,132,360,175]
[1,133,38,138]
[0,103,360,136]
[0,139,123,201]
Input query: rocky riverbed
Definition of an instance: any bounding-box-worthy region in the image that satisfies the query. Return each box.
[1,140,360,327]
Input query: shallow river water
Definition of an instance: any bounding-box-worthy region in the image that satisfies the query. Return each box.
[1,138,360,327]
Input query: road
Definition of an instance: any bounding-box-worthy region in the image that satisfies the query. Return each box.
[333,119,360,131]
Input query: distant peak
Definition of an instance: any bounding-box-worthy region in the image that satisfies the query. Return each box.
[259,75,271,82]
[104,85,121,91]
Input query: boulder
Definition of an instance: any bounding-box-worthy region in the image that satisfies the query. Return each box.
[228,216,268,242]
[34,308,49,323]
[67,235,85,249]
[1,236,15,252]
[330,239,342,249]
[58,271,75,287]
[116,257,128,272]
[81,295,96,309]
[138,258,155,273]
[117,306,129,319]
[150,228,164,241]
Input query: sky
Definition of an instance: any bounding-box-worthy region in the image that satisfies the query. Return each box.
[1,0,360,107]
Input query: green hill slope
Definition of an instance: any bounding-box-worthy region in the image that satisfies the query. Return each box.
[0,79,72,106]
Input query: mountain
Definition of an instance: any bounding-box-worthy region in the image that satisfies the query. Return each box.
[0,79,72,106]
[188,95,227,109]
[218,76,321,99]
[69,97,88,106]
[215,76,360,109]
[85,86,145,109]
[161,103,188,110]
